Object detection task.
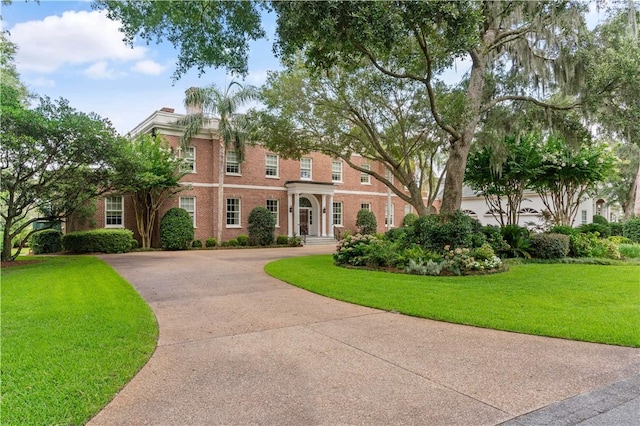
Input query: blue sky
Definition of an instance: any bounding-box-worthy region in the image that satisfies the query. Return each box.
[3,1,610,135]
[2,1,281,134]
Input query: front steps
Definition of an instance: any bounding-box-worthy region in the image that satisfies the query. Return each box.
[302,236,338,246]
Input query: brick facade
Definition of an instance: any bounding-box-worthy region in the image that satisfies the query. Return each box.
[91,108,416,246]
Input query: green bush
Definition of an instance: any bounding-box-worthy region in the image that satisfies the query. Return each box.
[609,222,624,236]
[592,214,608,224]
[384,227,407,243]
[530,233,570,259]
[471,243,496,261]
[355,209,377,235]
[160,208,194,250]
[569,232,599,257]
[619,244,640,259]
[334,234,380,266]
[191,239,203,248]
[30,229,63,254]
[549,225,576,236]
[237,234,249,246]
[579,223,610,238]
[500,225,532,258]
[248,206,276,246]
[276,235,289,245]
[205,237,217,248]
[482,226,509,254]
[406,210,482,253]
[623,218,640,243]
[287,236,303,247]
[402,213,418,227]
[608,235,633,244]
[63,229,135,254]
[591,239,621,260]
[227,239,239,247]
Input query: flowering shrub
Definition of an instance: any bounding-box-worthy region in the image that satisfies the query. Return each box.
[441,245,503,275]
[333,234,381,266]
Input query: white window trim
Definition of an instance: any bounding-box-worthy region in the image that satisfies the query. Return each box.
[361,203,371,211]
[226,151,241,176]
[360,164,371,185]
[179,196,196,228]
[181,146,196,173]
[266,199,280,227]
[385,202,395,226]
[332,201,343,227]
[332,160,343,183]
[300,157,312,180]
[226,198,242,228]
[105,195,124,228]
[266,154,279,179]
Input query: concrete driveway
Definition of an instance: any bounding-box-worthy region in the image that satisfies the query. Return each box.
[89,246,639,425]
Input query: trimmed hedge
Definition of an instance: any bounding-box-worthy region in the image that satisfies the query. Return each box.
[205,237,217,248]
[30,229,63,254]
[248,206,275,246]
[355,209,377,235]
[623,218,640,243]
[276,235,289,245]
[63,229,135,254]
[406,211,484,253]
[160,208,194,250]
[530,233,570,259]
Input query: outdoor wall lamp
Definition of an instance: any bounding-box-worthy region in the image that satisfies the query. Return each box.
[323,207,326,213]
[289,207,293,213]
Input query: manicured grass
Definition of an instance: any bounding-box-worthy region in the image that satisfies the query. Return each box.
[265,255,640,347]
[1,256,158,425]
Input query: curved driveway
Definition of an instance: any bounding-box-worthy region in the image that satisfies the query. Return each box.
[90,246,639,425]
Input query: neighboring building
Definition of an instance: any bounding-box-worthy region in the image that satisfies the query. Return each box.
[458,186,618,228]
[92,107,415,246]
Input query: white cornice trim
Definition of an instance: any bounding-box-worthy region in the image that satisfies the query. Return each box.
[128,110,220,140]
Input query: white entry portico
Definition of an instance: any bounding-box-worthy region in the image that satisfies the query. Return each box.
[285,181,336,237]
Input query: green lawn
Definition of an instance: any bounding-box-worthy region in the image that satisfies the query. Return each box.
[1,256,158,425]
[265,255,640,347]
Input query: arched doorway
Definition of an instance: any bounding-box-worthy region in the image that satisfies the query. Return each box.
[298,196,319,236]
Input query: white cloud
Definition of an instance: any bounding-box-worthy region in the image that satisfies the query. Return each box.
[84,61,118,80]
[245,69,269,86]
[26,77,56,88]
[9,10,146,74]
[132,60,166,76]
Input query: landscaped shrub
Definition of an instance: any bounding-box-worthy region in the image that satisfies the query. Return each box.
[406,210,482,253]
[549,225,576,236]
[333,234,380,266]
[482,226,509,254]
[405,258,442,276]
[471,243,496,261]
[441,246,502,275]
[276,235,289,245]
[30,229,63,254]
[402,213,418,227]
[248,206,275,246]
[384,226,407,243]
[623,218,640,243]
[619,244,640,259]
[237,234,249,246]
[191,239,203,248]
[63,229,135,254]
[287,236,303,247]
[591,239,621,260]
[205,237,217,247]
[569,232,599,257]
[592,214,608,225]
[360,239,403,268]
[609,222,624,236]
[159,207,194,250]
[579,222,610,238]
[355,209,377,235]
[530,233,570,259]
[226,238,239,247]
[500,225,531,258]
[608,235,633,245]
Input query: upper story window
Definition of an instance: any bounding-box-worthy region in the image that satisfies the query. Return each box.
[300,157,312,180]
[361,203,371,210]
[105,195,123,227]
[332,160,342,182]
[180,146,196,173]
[179,196,196,227]
[266,199,279,227]
[360,164,371,184]
[226,151,240,175]
[266,154,279,178]
[385,202,395,226]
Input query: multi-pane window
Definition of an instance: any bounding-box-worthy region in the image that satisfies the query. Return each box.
[581,210,588,225]
[404,205,413,216]
[226,198,241,226]
[179,196,196,227]
[332,202,343,226]
[226,151,240,174]
[385,202,395,226]
[361,203,371,211]
[300,157,312,179]
[360,164,371,184]
[266,199,279,226]
[331,160,342,182]
[105,195,123,227]
[266,154,279,177]
[181,146,195,173]
[385,168,394,184]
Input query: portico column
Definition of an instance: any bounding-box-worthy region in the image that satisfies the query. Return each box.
[328,195,334,237]
[321,194,327,237]
[294,193,300,236]
[287,192,293,237]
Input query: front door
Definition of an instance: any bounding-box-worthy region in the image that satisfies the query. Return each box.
[299,208,310,236]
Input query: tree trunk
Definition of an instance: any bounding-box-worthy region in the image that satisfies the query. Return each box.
[440,137,472,215]
[217,140,225,245]
[632,151,640,217]
[2,222,14,262]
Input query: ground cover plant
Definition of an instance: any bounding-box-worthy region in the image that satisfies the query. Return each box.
[1,256,158,425]
[265,255,639,347]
